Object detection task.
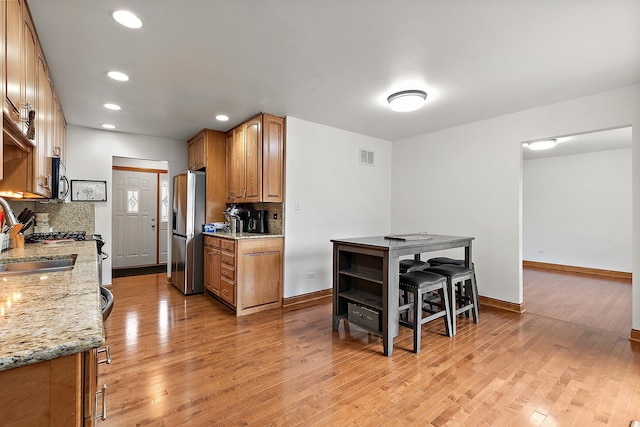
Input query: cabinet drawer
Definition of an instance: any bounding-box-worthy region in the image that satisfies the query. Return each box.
[220,279,235,305]
[221,264,235,281]
[220,239,235,252]
[204,236,221,248]
[220,251,235,266]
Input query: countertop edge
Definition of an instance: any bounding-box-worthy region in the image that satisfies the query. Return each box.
[203,232,284,240]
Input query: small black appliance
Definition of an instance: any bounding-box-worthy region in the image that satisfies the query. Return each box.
[247,209,268,233]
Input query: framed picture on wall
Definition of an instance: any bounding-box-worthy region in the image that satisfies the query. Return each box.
[71,180,107,202]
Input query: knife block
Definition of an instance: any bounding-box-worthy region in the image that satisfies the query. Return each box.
[11,234,24,249]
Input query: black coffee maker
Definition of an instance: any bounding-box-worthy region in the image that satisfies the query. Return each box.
[247,209,268,233]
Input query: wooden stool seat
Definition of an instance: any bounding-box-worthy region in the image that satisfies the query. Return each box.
[398,271,452,353]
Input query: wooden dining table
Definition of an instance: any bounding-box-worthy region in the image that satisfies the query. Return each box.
[331,234,474,356]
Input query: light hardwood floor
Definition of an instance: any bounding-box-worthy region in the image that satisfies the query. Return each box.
[101,270,640,426]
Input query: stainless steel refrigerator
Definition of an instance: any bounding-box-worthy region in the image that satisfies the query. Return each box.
[170,171,206,295]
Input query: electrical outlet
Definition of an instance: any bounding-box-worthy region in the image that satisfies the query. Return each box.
[307,271,316,279]
[295,201,301,210]
[273,213,278,220]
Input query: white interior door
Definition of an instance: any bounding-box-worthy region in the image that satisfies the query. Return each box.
[112,169,158,268]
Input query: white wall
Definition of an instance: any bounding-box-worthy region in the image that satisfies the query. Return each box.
[523,148,632,272]
[65,125,188,285]
[284,117,392,298]
[391,85,640,323]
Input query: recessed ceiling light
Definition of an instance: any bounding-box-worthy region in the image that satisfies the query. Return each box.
[112,10,143,29]
[526,139,557,150]
[387,90,428,112]
[107,71,129,82]
[101,124,116,129]
[103,103,121,111]
[216,114,229,122]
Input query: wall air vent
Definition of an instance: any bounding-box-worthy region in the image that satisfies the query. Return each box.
[360,149,375,166]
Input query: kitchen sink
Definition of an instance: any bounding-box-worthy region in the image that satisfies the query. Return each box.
[0,254,77,275]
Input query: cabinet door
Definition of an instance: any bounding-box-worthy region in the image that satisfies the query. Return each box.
[262,114,284,202]
[243,117,262,202]
[23,10,37,135]
[204,246,221,296]
[227,125,245,200]
[5,0,22,124]
[1,0,5,179]
[187,131,206,171]
[35,52,51,197]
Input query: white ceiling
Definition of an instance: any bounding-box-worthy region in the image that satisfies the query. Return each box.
[27,1,640,144]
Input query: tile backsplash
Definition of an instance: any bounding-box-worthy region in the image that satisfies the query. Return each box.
[8,201,96,235]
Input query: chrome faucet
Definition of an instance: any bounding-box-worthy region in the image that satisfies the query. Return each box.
[0,197,19,227]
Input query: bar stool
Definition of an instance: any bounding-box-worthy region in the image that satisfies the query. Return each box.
[424,264,479,335]
[398,271,452,353]
[427,257,465,267]
[399,259,429,273]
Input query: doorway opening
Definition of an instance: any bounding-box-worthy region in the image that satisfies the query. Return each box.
[111,157,170,277]
[521,126,632,335]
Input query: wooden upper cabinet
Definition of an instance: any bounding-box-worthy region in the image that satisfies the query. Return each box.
[225,113,285,203]
[187,130,206,171]
[243,117,261,202]
[5,0,23,124]
[34,51,52,198]
[0,0,67,198]
[226,125,246,201]
[23,11,37,134]
[262,114,285,202]
[1,0,5,180]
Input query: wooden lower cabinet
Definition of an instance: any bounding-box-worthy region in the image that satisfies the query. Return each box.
[204,235,283,316]
[0,349,100,426]
[204,236,221,296]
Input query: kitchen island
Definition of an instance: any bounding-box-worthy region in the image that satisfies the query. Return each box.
[331,234,474,356]
[203,231,284,316]
[0,240,104,426]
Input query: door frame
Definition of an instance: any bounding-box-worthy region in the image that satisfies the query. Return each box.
[112,165,168,267]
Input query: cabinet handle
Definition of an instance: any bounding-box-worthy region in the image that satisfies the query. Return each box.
[223,289,229,293]
[94,383,108,421]
[97,346,112,365]
[242,189,246,198]
[45,175,52,190]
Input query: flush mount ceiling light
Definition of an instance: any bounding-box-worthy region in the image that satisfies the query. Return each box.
[112,10,143,29]
[215,114,229,122]
[103,103,121,111]
[387,90,427,112]
[101,124,116,129]
[526,139,557,150]
[107,71,129,82]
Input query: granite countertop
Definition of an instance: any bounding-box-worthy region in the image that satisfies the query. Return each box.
[0,240,104,372]
[203,231,284,240]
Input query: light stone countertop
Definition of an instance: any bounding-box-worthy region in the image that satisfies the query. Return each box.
[203,231,284,240]
[0,240,104,371]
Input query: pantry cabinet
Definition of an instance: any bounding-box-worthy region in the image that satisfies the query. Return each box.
[225,113,285,203]
[204,235,283,316]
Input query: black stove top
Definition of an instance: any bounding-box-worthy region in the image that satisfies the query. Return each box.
[24,231,87,243]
